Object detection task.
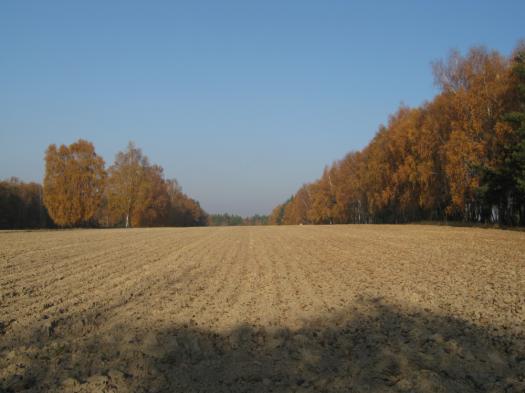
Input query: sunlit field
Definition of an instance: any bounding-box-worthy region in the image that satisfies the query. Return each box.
[1,225,524,392]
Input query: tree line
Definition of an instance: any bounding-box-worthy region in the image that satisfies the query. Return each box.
[0,141,208,228]
[44,140,208,228]
[270,43,525,226]
[208,213,269,226]
[0,178,53,229]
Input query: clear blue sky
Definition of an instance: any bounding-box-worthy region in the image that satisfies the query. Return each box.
[1,1,523,216]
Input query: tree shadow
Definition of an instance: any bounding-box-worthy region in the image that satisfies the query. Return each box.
[1,297,524,392]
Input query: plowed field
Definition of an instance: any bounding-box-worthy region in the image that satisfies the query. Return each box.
[1,225,524,392]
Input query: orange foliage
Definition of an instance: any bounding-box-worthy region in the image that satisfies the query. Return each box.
[273,44,523,225]
[104,142,207,228]
[43,139,106,227]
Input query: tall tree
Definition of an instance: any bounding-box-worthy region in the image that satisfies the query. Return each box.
[480,45,525,224]
[134,165,170,227]
[308,168,337,224]
[43,139,106,227]
[271,42,525,226]
[105,143,207,228]
[435,47,509,220]
[106,142,150,228]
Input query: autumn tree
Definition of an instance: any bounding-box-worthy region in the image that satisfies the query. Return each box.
[105,142,150,228]
[133,164,170,227]
[271,42,525,226]
[105,143,208,228]
[434,47,510,220]
[330,152,368,223]
[416,96,454,219]
[106,142,141,228]
[165,178,207,227]
[43,139,106,227]
[307,168,338,224]
[283,185,311,224]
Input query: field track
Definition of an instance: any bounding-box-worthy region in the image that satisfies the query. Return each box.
[1,225,524,392]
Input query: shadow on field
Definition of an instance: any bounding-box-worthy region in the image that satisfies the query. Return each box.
[1,297,524,393]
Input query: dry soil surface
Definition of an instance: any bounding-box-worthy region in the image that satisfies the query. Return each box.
[0,225,524,392]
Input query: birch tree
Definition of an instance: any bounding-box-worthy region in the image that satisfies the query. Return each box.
[106,142,148,228]
[43,139,106,226]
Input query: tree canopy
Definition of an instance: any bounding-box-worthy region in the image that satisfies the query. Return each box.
[43,139,106,227]
[272,43,525,226]
[32,140,207,229]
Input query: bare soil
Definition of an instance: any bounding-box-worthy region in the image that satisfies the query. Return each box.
[1,225,524,392]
